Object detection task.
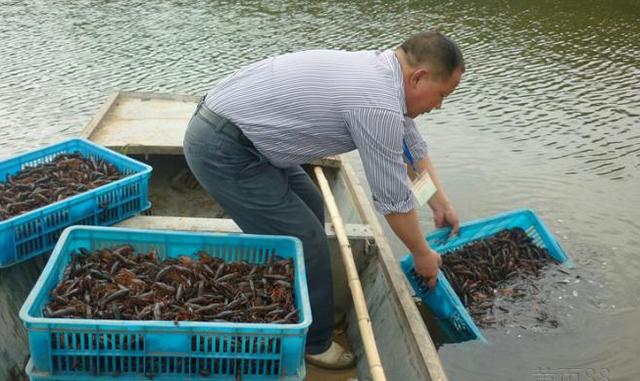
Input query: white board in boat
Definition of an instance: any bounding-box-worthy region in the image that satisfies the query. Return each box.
[81,92,199,155]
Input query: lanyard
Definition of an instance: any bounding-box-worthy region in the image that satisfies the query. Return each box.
[403,140,418,173]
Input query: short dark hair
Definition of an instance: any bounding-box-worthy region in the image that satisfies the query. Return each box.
[400,31,465,80]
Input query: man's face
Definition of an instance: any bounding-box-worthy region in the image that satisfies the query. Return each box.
[405,67,463,118]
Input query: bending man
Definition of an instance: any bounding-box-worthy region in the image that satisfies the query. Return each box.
[184,30,464,369]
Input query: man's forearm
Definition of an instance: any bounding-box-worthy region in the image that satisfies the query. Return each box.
[384,209,431,256]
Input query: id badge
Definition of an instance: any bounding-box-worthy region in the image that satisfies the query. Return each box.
[411,172,437,206]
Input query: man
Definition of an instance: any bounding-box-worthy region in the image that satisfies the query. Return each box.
[184,31,463,369]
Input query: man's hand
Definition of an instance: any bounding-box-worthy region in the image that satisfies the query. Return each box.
[413,248,442,289]
[384,209,442,289]
[430,200,460,237]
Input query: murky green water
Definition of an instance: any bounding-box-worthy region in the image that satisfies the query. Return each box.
[1,0,639,380]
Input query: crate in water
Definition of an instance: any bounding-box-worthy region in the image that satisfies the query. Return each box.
[0,138,152,268]
[401,208,571,343]
[20,226,312,381]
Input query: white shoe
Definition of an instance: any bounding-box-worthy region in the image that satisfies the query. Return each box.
[305,341,355,370]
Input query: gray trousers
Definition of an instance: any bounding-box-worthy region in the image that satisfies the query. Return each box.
[183,105,334,354]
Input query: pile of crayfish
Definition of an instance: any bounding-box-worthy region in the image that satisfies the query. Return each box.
[420,228,557,327]
[44,245,298,324]
[0,152,123,221]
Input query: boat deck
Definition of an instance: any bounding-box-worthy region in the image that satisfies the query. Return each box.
[82,92,198,155]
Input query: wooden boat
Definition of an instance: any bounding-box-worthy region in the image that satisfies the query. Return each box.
[0,91,448,381]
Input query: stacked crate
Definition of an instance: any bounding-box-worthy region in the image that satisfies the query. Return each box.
[0,138,152,268]
[20,227,311,381]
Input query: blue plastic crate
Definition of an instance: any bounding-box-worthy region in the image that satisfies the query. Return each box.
[20,226,312,381]
[0,138,152,267]
[401,208,572,343]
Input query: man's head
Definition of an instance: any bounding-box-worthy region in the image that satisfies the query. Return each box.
[396,31,465,118]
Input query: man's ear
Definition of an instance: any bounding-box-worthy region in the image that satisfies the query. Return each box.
[411,68,431,88]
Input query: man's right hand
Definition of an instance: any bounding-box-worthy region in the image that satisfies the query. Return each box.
[413,248,442,289]
[383,209,442,289]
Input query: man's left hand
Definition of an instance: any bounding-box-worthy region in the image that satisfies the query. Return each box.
[431,201,460,237]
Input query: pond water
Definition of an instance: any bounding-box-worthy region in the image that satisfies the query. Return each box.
[1,1,638,380]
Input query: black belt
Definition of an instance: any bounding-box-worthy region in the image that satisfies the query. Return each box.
[194,97,254,147]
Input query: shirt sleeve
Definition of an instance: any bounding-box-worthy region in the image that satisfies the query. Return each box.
[402,117,428,163]
[345,107,415,215]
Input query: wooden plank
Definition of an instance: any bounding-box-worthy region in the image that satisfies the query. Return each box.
[87,95,197,154]
[115,216,373,240]
[340,160,449,381]
[314,166,387,381]
[309,156,342,169]
[80,91,120,138]
[118,90,201,103]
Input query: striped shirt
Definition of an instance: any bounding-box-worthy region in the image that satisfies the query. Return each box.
[205,49,428,215]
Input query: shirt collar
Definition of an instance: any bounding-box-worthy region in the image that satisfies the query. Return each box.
[380,49,407,115]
